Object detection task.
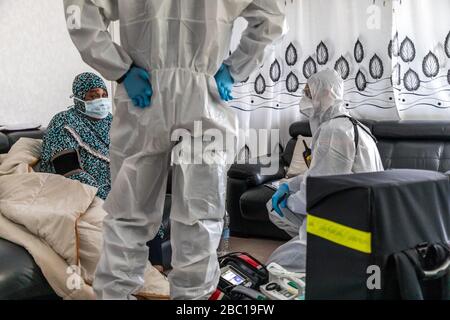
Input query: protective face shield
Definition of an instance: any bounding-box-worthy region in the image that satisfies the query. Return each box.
[74,97,112,119]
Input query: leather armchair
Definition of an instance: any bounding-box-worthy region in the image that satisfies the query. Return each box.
[227,156,289,239]
[227,120,450,241]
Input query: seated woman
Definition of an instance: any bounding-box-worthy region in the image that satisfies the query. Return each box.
[41,72,112,199]
[41,72,167,271]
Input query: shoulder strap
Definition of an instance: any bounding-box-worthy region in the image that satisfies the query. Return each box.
[332,115,377,156]
[389,243,450,299]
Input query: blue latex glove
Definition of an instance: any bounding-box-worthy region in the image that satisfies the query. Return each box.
[214,64,235,102]
[271,183,290,217]
[123,66,153,108]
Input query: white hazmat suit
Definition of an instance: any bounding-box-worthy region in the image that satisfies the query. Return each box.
[268,69,384,272]
[64,0,285,299]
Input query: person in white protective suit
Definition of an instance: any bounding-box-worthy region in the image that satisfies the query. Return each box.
[64,0,285,300]
[267,69,384,272]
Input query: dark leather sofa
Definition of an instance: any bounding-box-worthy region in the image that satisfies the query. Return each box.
[0,129,172,299]
[0,129,60,299]
[5,120,450,298]
[227,120,450,240]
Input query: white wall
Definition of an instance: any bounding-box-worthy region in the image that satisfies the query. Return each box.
[0,0,111,127]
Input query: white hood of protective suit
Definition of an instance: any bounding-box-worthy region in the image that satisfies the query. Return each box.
[299,69,349,135]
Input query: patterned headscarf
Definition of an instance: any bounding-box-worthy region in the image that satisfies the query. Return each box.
[72,72,107,111]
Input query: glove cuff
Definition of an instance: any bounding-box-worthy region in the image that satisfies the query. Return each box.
[116,63,136,84]
[116,73,126,84]
[223,63,235,84]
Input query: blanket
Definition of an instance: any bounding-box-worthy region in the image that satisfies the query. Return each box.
[0,138,169,300]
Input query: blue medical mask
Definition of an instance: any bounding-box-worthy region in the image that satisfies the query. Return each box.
[74,97,112,119]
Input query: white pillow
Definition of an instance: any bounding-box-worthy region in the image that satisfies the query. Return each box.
[286,137,312,178]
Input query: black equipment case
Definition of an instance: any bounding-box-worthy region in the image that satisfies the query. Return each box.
[305,169,450,300]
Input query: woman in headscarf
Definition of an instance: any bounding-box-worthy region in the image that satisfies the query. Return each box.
[41,72,112,200]
[41,72,168,271]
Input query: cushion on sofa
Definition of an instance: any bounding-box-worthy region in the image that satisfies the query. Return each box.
[373,121,450,173]
[373,121,450,140]
[288,120,377,140]
[378,140,450,172]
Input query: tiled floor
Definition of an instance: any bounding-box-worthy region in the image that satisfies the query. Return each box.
[229,237,285,263]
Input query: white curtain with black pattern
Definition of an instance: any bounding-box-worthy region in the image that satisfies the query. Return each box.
[392,0,450,119]
[228,0,302,157]
[229,0,450,155]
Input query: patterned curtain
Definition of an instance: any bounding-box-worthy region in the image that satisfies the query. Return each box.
[392,0,450,119]
[229,0,450,155]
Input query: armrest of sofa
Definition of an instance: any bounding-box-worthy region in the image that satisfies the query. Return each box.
[5,129,46,146]
[0,129,47,154]
[227,156,286,188]
[0,133,9,154]
[226,156,286,238]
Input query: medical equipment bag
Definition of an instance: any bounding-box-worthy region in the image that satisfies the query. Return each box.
[305,169,450,300]
[218,252,269,294]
